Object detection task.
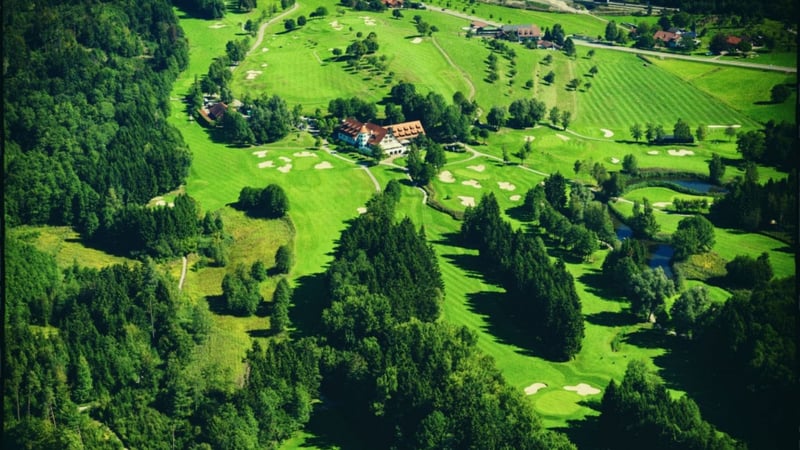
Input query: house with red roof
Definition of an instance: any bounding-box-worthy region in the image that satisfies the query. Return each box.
[501,24,541,43]
[337,118,426,156]
[654,30,678,47]
[726,35,742,46]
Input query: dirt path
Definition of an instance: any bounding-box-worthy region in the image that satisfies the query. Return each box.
[431,36,476,101]
[462,144,550,177]
[360,165,381,192]
[178,255,188,292]
[247,3,299,56]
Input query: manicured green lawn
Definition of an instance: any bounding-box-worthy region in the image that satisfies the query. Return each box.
[648,58,797,125]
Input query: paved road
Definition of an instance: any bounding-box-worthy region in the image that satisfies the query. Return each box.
[428,7,795,74]
[572,40,797,73]
[247,3,299,56]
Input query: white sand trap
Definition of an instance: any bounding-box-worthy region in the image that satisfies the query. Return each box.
[556,134,570,141]
[668,149,695,156]
[647,150,659,155]
[315,161,333,169]
[156,200,166,206]
[262,48,269,52]
[293,151,318,157]
[458,196,476,207]
[564,383,601,396]
[601,128,614,138]
[277,164,292,173]
[261,63,268,67]
[357,207,367,214]
[245,70,263,80]
[252,150,269,158]
[258,161,275,168]
[707,124,741,129]
[359,16,377,26]
[439,170,456,183]
[510,194,521,201]
[524,383,547,395]
[525,135,535,142]
[498,181,516,191]
[168,202,174,208]
[462,179,482,188]
[652,202,670,208]
[610,157,620,164]
[411,37,423,44]
[468,164,485,172]
[209,22,226,29]
[329,20,343,31]
[279,156,292,162]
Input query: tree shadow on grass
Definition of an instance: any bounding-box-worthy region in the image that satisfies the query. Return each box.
[553,413,603,450]
[465,290,538,358]
[578,269,625,302]
[584,311,638,328]
[623,326,670,349]
[288,272,329,338]
[205,294,228,315]
[300,403,371,450]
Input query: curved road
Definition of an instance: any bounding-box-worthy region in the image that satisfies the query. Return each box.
[178,256,188,291]
[428,7,795,74]
[247,3,299,56]
[431,36,476,101]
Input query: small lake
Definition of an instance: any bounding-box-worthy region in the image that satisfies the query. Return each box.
[666,179,725,194]
[648,244,674,278]
[615,222,632,241]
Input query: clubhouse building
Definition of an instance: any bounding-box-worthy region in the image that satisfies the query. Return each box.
[336,118,426,156]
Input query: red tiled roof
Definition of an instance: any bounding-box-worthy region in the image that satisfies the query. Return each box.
[387,120,425,140]
[382,0,403,6]
[471,20,488,28]
[339,118,387,146]
[208,102,228,121]
[726,35,742,45]
[654,30,677,42]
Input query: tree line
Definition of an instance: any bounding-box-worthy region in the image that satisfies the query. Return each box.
[461,192,585,360]
[317,182,577,448]
[4,0,191,230]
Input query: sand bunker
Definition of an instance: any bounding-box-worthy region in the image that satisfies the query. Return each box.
[510,194,521,201]
[293,151,318,157]
[314,161,333,169]
[524,383,547,395]
[498,181,516,191]
[357,207,367,214]
[652,202,670,208]
[329,20,344,31]
[458,196,476,207]
[411,37,423,44]
[262,48,269,52]
[279,156,292,162]
[610,157,620,164]
[209,22,226,29]
[245,70,262,80]
[462,179,482,188]
[556,134,570,141]
[564,383,601,396]
[258,161,275,168]
[439,170,456,183]
[155,200,166,206]
[468,164,485,172]
[647,150,659,155]
[277,164,292,173]
[525,135,535,142]
[360,16,377,26]
[707,124,741,129]
[668,149,695,156]
[261,63,268,67]
[601,128,614,138]
[252,150,269,158]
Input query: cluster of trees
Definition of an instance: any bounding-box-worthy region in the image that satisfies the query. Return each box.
[328,96,378,121]
[406,140,446,185]
[629,118,695,144]
[340,0,386,12]
[412,14,438,36]
[387,82,473,141]
[671,215,715,259]
[600,360,745,449]
[724,252,773,289]
[735,121,797,170]
[629,198,660,239]
[222,263,265,315]
[462,193,585,360]
[4,0,191,229]
[345,31,380,60]
[227,95,296,145]
[710,172,796,232]
[238,184,291,218]
[88,194,203,258]
[672,197,710,213]
[602,239,676,322]
[319,184,576,447]
[175,0,226,19]
[604,21,628,43]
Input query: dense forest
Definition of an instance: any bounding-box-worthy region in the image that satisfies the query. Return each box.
[4,0,191,230]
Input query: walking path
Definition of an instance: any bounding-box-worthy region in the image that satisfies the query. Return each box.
[178,256,188,291]
[247,3,299,56]
[431,36,476,101]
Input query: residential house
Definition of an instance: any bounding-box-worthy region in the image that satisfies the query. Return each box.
[653,30,678,48]
[336,118,426,156]
[198,101,228,126]
[382,0,403,7]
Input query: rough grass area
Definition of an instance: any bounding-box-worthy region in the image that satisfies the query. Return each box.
[674,252,728,281]
[8,226,137,269]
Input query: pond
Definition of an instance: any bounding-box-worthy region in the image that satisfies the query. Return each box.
[648,244,674,279]
[666,179,726,194]
[613,222,675,279]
